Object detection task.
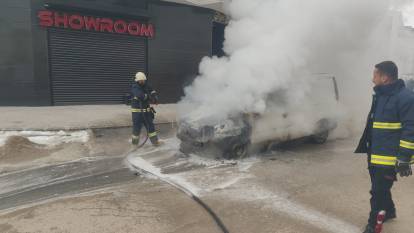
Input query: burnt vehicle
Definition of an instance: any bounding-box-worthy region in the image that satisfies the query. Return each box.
[177,75,340,159]
[178,116,252,159]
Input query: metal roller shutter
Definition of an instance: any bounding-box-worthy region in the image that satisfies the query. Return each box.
[48,28,147,105]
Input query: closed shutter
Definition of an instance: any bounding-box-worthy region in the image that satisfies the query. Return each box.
[48,28,147,105]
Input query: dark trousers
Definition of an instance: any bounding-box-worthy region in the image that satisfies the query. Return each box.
[132,112,157,139]
[368,166,396,226]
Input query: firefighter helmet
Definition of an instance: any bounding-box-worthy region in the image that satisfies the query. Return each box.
[135,72,147,82]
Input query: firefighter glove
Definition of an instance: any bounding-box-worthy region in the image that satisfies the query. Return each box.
[150,91,159,104]
[396,160,412,177]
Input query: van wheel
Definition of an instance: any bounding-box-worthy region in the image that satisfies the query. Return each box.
[310,131,329,144]
[180,141,195,154]
[225,143,249,159]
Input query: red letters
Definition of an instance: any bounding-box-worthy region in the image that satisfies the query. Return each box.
[84,16,101,31]
[140,24,154,38]
[100,18,114,33]
[37,10,154,38]
[54,12,68,28]
[38,10,53,27]
[69,15,84,30]
[128,22,141,36]
[114,20,128,34]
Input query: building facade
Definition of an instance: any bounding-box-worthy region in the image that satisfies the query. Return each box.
[1,0,224,105]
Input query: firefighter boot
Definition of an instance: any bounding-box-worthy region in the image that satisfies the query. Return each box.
[132,135,140,145]
[148,132,159,146]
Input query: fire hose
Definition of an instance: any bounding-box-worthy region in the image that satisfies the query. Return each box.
[127,159,230,233]
[128,99,230,233]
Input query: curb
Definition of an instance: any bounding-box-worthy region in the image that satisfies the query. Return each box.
[0,121,177,132]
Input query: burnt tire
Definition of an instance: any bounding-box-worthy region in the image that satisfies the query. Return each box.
[179,141,194,154]
[224,143,249,160]
[309,130,329,144]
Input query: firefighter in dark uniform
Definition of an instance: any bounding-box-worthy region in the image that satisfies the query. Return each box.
[131,72,159,146]
[356,61,414,233]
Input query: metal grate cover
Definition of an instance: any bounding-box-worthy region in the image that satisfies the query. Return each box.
[48,28,147,105]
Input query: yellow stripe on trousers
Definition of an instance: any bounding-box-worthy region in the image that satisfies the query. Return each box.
[371,154,396,166]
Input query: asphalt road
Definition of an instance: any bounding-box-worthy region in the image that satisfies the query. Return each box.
[0,157,135,212]
[0,137,413,233]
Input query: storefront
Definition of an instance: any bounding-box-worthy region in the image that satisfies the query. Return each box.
[0,0,225,105]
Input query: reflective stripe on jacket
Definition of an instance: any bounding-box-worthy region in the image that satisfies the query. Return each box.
[355,79,414,167]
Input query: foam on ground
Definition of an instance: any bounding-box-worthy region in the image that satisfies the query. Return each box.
[221,183,360,233]
[0,130,90,147]
[126,155,202,196]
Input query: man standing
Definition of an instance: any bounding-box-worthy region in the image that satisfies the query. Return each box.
[131,72,159,146]
[355,61,414,233]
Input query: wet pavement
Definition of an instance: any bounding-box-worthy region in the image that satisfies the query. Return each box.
[0,136,413,233]
[0,157,135,212]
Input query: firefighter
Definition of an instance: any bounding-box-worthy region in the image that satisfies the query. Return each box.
[130,72,159,146]
[355,61,414,233]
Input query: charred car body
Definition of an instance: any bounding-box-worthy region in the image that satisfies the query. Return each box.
[177,75,340,159]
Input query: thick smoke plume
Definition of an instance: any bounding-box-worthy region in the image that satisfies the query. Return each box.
[179,0,409,134]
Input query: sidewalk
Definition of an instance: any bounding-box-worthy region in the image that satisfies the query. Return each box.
[0,104,177,131]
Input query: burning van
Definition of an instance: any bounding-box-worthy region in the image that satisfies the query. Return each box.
[177,75,340,159]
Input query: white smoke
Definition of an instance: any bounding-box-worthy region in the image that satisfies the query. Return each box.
[179,0,411,134]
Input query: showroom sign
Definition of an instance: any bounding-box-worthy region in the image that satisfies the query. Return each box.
[37,10,155,38]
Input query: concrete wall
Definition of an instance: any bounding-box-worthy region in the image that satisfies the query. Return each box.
[0,0,36,105]
[148,1,213,103]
